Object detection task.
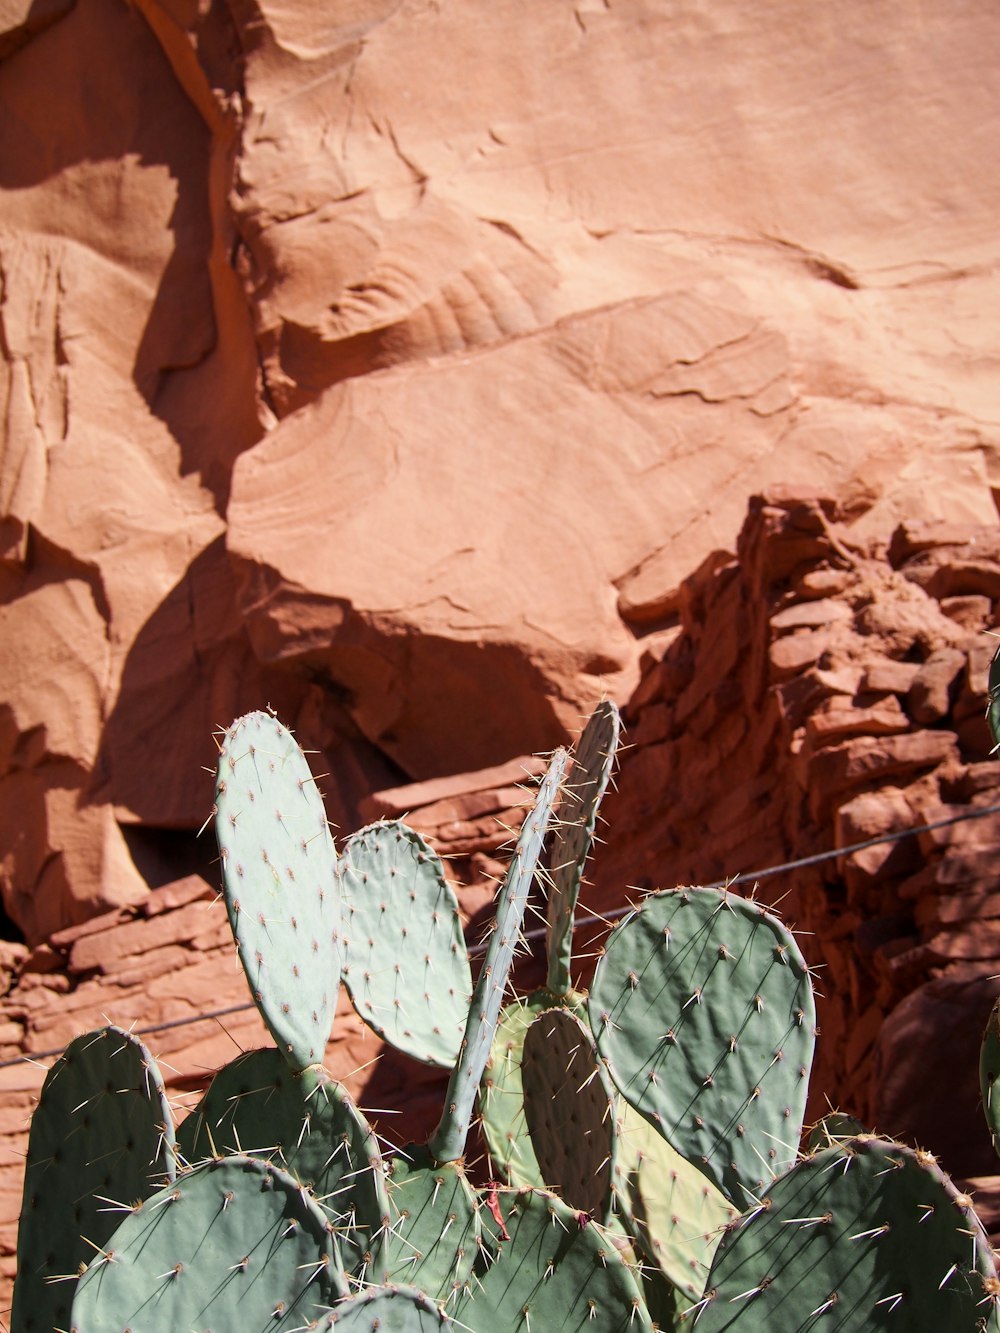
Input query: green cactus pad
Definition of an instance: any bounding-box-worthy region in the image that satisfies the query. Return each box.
[176,1046,389,1281]
[339,821,472,1067]
[383,1146,479,1306]
[71,1155,346,1331]
[688,1137,1000,1331]
[617,1100,738,1302]
[988,639,1000,753]
[429,749,569,1164]
[981,999,1000,1161]
[590,886,816,1208]
[456,1186,654,1332]
[480,991,560,1187]
[545,700,621,997]
[214,711,341,1070]
[12,1025,176,1333]
[321,1284,453,1328]
[521,1006,618,1220]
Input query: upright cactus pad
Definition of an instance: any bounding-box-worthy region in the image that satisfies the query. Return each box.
[521,1006,618,1220]
[590,886,816,1207]
[457,1186,654,1332]
[71,1155,347,1331]
[383,1146,479,1305]
[214,711,341,1070]
[321,1284,453,1328]
[689,1137,1000,1331]
[177,1047,389,1282]
[12,1025,176,1333]
[545,700,621,997]
[429,748,568,1164]
[339,821,472,1067]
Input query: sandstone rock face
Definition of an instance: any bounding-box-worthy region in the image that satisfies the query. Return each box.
[3,1,1000,944]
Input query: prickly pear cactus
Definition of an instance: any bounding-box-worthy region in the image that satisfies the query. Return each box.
[428,748,569,1164]
[688,1137,1000,1331]
[590,886,816,1207]
[176,1046,390,1282]
[339,821,472,1067]
[12,1026,176,1333]
[214,711,341,1070]
[521,1006,618,1221]
[71,1155,347,1331]
[545,699,621,997]
[457,1186,654,1332]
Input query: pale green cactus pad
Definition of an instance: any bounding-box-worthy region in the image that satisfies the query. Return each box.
[214,711,341,1070]
[339,821,472,1067]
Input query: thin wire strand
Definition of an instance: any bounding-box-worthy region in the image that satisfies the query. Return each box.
[2,800,998,1073]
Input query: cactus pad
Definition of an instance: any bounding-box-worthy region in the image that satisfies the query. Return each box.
[521,1006,617,1220]
[981,998,1000,1161]
[689,1137,1000,1331]
[383,1146,479,1305]
[545,700,620,996]
[321,1283,453,1328]
[71,1155,346,1331]
[176,1046,389,1281]
[214,711,341,1070]
[590,886,816,1207]
[12,1025,176,1333]
[617,1100,738,1302]
[457,1186,653,1332]
[480,991,558,1187]
[988,639,1000,752]
[429,748,568,1164]
[339,821,472,1067]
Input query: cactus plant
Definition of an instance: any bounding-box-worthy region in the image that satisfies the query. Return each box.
[590,886,816,1208]
[339,821,472,1067]
[71,1155,346,1331]
[214,710,341,1071]
[11,1025,176,1333]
